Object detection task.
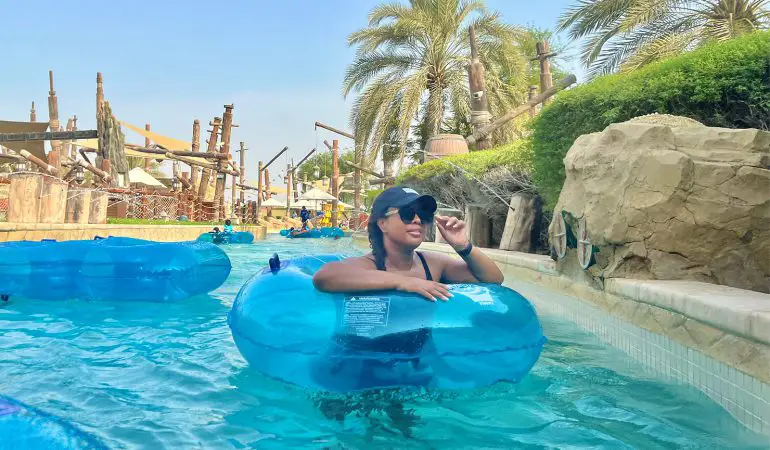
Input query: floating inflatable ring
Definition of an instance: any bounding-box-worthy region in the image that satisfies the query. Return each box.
[228,254,546,392]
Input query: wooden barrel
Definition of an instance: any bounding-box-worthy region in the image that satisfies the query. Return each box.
[37,177,67,223]
[89,190,108,224]
[66,188,92,224]
[425,134,469,160]
[8,173,41,223]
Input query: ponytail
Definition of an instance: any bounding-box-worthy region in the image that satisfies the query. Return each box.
[367,218,386,271]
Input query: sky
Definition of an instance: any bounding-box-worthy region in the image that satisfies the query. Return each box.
[0,0,583,186]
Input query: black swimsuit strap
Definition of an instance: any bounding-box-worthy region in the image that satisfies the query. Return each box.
[415,252,433,281]
[367,252,433,281]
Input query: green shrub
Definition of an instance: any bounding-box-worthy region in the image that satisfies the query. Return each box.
[398,139,533,181]
[531,31,770,208]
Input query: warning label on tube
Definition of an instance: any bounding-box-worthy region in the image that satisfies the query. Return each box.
[342,296,391,336]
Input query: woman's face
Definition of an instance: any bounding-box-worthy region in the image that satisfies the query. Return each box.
[378,206,428,247]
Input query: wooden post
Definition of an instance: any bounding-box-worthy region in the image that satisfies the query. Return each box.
[47,71,62,172]
[89,190,108,224]
[467,26,492,150]
[528,85,538,117]
[535,41,555,105]
[38,176,67,223]
[65,187,91,224]
[256,160,263,221]
[238,141,246,215]
[331,139,339,227]
[214,104,234,221]
[466,74,576,147]
[95,72,106,172]
[352,145,361,229]
[286,162,292,218]
[499,193,541,252]
[190,119,200,193]
[144,124,152,171]
[291,158,299,202]
[30,101,36,122]
[72,116,77,160]
[464,203,492,248]
[197,117,221,202]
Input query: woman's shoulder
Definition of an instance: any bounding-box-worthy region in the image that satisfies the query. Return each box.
[339,254,377,268]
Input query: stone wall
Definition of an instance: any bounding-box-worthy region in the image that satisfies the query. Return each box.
[0,223,267,243]
[552,120,769,293]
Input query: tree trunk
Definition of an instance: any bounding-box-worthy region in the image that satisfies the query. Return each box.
[425,83,443,140]
[464,204,492,248]
[499,193,541,253]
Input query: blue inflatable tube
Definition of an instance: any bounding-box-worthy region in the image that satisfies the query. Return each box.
[0,237,231,301]
[283,229,322,239]
[319,227,345,238]
[196,231,254,244]
[229,254,546,392]
[0,396,106,449]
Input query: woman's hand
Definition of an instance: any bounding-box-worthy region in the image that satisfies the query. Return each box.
[435,215,470,251]
[396,277,452,302]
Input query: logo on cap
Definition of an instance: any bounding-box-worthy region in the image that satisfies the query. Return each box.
[402,188,418,195]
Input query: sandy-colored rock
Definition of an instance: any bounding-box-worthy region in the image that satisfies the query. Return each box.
[552,120,770,293]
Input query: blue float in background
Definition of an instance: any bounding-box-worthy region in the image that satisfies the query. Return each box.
[319,227,345,238]
[228,254,546,392]
[279,228,343,238]
[0,237,231,301]
[0,395,106,449]
[282,229,322,239]
[196,231,254,244]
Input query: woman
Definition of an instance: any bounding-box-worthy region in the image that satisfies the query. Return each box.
[313,186,503,301]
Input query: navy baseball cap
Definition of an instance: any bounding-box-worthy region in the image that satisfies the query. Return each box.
[370,186,437,220]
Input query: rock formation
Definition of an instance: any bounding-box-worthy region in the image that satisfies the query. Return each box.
[552,118,769,293]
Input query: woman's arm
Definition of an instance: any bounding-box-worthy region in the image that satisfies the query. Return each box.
[313,257,452,301]
[433,216,504,284]
[433,246,504,284]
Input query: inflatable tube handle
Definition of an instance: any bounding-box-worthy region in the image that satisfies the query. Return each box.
[269,253,281,274]
[41,239,57,242]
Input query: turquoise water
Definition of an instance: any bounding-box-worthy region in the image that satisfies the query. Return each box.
[0,236,765,449]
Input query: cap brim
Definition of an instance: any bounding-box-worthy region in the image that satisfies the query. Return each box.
[395,194,437,213]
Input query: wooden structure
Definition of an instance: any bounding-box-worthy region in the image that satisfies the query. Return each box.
[467,26,492,150]
[8,173,67,223]
[464,203,491,248]
[331,140,339,227]
[499,193,540,252]
[425,134,469,159]
[65,188,91,224]
[315,121,360,229]
[465,74,576,147]
[533,41,556,104]
[214,104,234,221]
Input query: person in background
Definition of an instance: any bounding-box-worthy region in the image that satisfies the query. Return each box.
[223,219,234,233]
[300,206,311,227]
[313,186,503,301]
[209,226,225,244]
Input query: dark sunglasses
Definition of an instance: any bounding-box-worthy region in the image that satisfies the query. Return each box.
[385,205,434,224]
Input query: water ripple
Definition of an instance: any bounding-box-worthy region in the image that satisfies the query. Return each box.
[0,237,764,449]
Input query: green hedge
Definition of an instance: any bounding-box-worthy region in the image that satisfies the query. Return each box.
[398,139,532,181]
[531,31,770,208]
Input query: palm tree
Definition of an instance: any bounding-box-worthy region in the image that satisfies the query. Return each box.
[559,0,770,77]
[344,0,529,166]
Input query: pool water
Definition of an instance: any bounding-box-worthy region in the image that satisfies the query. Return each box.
[0,236,765,449]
